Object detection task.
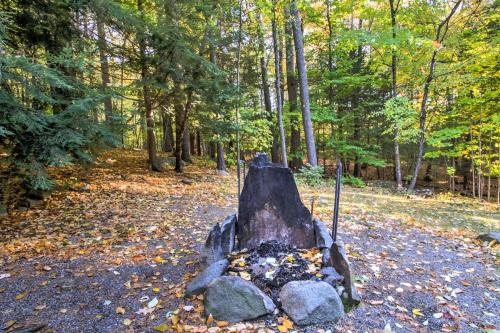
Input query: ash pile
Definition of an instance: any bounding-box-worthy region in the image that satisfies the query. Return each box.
[185,154,361,326]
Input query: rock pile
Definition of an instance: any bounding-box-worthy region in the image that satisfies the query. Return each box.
[185,154,361,326]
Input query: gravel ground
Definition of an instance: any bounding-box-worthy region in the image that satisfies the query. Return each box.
[0,152,498,332]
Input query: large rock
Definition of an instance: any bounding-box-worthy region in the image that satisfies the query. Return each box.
[280,280,344,325]
[201,214,236,265]
[330,242,361,306]
[237,154,315,249]
[185,259,228,296]
[313,218,333,249]
[477,232,500,243]
[204,276,276,322]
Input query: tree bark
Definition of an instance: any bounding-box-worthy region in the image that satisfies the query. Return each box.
[96,16,113,127]
[290,0,317,167]
[216,142,226,171]
[174,90,193,172]
[138,0,162,171]
[196,130,202,156]
[182,123,192,163]
[284,6,302,170]
[408,0,462,190]
[257,12,279,163]
[389,0,403,188]
[272,0,287,167]
[162,110,174,152]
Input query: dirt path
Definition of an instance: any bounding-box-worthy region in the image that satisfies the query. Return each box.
[1,151,498,332]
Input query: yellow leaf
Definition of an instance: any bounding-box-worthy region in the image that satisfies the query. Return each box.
[171,315,180,325]
[154,323,170,332]
[15,292,28,300]
[282,318,293,329]
[116,306,126,314]
[153,287,160,293]
[216,321,229,327]
[278,325,288,332]
[206,314,214,325]
[412,308,424,317]
[154,256,166,264]
[123,318,132,326]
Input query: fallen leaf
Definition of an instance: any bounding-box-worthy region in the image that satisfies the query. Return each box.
[15,291,28,300]
[412,308,424,317]
[154,323,170,332]
[148,297,158,308]
[123,318,132,326]
[116,306,126,314]
[35,304,47,311]
[239,271,251,281]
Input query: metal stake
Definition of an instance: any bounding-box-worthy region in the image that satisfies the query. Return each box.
[332,160,342,242]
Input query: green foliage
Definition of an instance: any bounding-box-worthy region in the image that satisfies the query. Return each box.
[0,10,116,205]
[342,175,365,188]
[381,97,419,144]
[297,165,325,187]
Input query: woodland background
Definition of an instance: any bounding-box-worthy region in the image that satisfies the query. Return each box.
[0,0,499,211]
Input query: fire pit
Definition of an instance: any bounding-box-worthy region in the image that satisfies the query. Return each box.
[186,153,360,325]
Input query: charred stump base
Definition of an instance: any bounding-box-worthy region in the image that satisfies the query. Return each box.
[186,154,360,326]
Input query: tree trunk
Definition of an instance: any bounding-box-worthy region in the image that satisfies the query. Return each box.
[272,0,287,167]
[138,0,162,172]
[216,142,226,171]
[284,6,302,170]
[96,16,113,127]
[182,124,192,163]
[196,130,202,156]
[162,110,174,152]
[174,90,193,173]
[389,0,403,189]
[290,0,317,167]
[408,0,462,190]
[257,12,279,163]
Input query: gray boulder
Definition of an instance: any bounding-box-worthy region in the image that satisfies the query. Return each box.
[201,214,236,265]
[477,232,500,243]
[237,153,315,249]
[330,242,361,306]
[185,259,228,296]
[313,218,333,249]
[320,267,344,286]
[279,280,344,325]
[204,276,276,322]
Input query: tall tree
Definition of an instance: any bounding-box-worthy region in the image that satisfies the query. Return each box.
[408,0,462,190]
[284,5,302,170]
[290,0,317,167]
[272,0,287,167]
[256,11,279,163]
[137,0,162,171]
[389,0,403,189]
[96,13,113,127]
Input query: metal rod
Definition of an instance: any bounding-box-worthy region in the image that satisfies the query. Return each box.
[332,160,342,242]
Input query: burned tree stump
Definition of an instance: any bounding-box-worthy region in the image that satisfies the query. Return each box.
[237,153,315,250]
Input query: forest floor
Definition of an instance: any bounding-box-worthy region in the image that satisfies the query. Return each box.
[0,150,498,333]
